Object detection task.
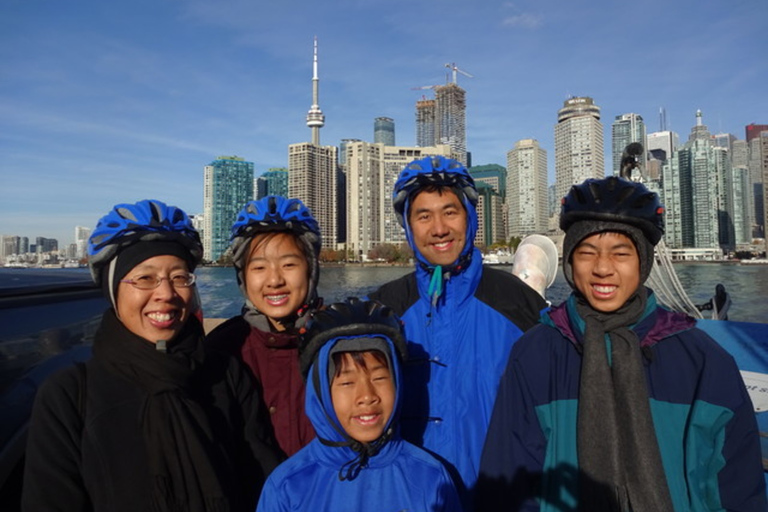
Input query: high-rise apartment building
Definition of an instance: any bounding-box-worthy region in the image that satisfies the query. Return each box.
[374,117,395,146]
[611,113,646,177]
[74,226,91,260]
[470,165,507,244]
[256,168,289,199]
[475,182,505,247]
[415,99,436,148]
[343,141,452,259]
[506,139,548,238]
[203,156,255,262]
[414,81,467,165]
[747,124,768,238]
[288,38,339,250]
[554,97,604,211]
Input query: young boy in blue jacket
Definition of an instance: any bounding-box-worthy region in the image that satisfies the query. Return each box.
[256,299,461,512]
[477,177,766,511]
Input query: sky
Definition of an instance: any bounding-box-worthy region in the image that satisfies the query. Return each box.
[1,0,766,247]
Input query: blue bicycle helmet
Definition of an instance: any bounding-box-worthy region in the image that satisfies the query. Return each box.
[560,176,664,245]
[392,155,478,228]
[229,196,322,310]
[88,199,202,285]
[392,156,479,279]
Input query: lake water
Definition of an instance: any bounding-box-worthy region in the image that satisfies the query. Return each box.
[196,263,768,324]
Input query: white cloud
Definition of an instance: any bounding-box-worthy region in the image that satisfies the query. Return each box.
[502,13,542,29]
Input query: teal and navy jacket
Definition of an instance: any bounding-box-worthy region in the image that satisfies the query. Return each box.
[477,292,767,512]
[369,248,546,502]
[256,333,461,512]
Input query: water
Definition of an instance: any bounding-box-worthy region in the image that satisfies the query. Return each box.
[196,263,768,324]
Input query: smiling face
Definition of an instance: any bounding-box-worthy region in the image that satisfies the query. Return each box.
[244,232,310,331]
[408,188,467,267]
[571,231,641,313]
[116,254,194,343]
[331,351,395,445]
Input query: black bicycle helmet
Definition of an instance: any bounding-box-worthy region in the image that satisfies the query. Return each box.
[560,176,665,245]
[298,298,408,380]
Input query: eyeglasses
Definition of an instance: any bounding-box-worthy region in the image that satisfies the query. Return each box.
[120,272,197,290]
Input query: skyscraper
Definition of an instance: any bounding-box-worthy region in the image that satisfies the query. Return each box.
[470,164,507,245]
[415,99,436,148]
[256,168,289,199]
[434,83,467,164]
[374,117,395,146]
[74,226,91,260]
[747,124,768,238]
[203,156,254,262]
[611,113,646,177]
[554,96,604,210]
[506,139,548,238]
[414,78,468,165]
[288,38,338,250]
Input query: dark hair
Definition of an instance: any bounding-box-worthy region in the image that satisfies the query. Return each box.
[331,350,389,379]
[248,231,312,271]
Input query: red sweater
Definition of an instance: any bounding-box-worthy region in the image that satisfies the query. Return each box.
[206,316,315,457]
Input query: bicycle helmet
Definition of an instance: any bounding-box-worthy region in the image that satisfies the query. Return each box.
[560,176,664,245]
[392,156,479,274]
[229,196,322,308]
[88,199,202,285]
[392,155,478,228]
[298,298,408,381]
[560,177,665,288]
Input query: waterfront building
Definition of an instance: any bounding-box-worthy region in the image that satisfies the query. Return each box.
[470,164,507,242]
[506,139,548,239]
[288,38,338,250]
[256,168,289,199]
[554,97,604,212]
[611,113,646,177]
[475,181,505,248]
[74,226,91,260]
[35,237,58,253]
[414,79,468,165]
[203,156,255,262]
[343,141,452,259]
[747,124,768,239]
[374,117,395,146]
[762,131,768,254]
[415,99,436,148]
[19,236,28,255]
[1,235,20,262]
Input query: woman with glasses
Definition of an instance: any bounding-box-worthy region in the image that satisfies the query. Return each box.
[22,199,282,512]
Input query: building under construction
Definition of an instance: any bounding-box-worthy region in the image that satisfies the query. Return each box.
[414,65,469,165]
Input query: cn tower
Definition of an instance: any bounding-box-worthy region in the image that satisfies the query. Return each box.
[306,37,325,146]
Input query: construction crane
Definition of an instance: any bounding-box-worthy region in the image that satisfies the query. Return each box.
[445,62,473,84]
[410,84,440,91]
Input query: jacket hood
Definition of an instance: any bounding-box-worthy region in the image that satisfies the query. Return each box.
[304,333,402,473]
[403,190,479,273]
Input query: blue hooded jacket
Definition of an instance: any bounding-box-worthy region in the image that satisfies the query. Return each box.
[256,333,461,512]
[369,187,547,503]
[477,292,767,512]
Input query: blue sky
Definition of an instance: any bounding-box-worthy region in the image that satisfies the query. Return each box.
[1,0,766,246]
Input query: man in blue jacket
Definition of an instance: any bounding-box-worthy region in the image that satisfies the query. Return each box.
[368,155,546,507]
[477,176,766,511]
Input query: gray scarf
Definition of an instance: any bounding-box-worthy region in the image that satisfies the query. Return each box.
[575,288,674,511]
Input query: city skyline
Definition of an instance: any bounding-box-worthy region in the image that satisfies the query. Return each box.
[2,0,766,245]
